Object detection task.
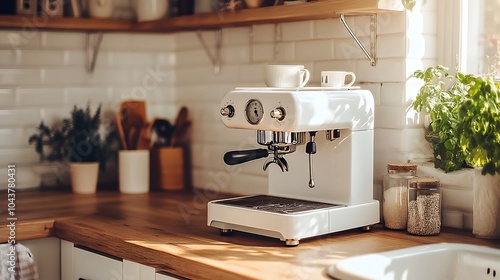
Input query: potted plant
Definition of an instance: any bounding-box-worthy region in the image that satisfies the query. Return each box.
[412,65,500,238]
[29,104,112,194]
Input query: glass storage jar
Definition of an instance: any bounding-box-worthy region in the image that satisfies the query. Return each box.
[383,163,417,230]
[407,177,441,235]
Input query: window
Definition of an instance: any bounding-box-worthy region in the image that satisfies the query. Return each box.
[460,0,500,75]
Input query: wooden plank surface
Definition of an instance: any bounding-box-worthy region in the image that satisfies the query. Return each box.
[1,190,498,280]
[0,0,402,33]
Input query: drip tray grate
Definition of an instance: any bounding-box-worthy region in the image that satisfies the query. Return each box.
[214,195,341,214]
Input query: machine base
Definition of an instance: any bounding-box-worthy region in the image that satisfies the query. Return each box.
[208,195,379,246]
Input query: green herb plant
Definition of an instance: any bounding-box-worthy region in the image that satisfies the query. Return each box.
[457,76,500,175]
[29,104,115,170]
[412,65,500,176]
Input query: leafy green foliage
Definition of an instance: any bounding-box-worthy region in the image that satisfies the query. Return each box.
[28,104,112,170]
[412,65,500,176]
[412,66,469,172]
[457,76,500,175]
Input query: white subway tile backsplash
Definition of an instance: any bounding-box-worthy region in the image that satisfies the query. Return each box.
[356,58,406,82]
[130,34,176,52]
[41,32,86,50]
[222,45,250,65]
[375,105,405,129]
[0,69,42,86]
[16,49,66,66]
[41,68,88,85]
[0,108,41,126]
[176,49,213,67]
[333,38,369,60]
[274,42,295,62]
[315,18,352,39]
[239,64,266,84]
[249,43,275,63]
[378,34,406,58]
[0,30,42,50]
[377,12,406,35]
[295,39,334,61]
[281,20,315,41]
[0,148,38,164]
[252,24,276,43]
[64,87,112,104]
[0,128,33,146]
[0,50,17,65]
[16,87,65,106]
[100,34,133,51]
[380,82,405,106]
[64,50,86,66]
[223,26,251,46]
[0,88,15,106]
[175,31,209,50]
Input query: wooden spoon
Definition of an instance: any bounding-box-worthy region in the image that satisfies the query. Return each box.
[136,119,155,150]
[170,107,189,147]
[115,114,128,150]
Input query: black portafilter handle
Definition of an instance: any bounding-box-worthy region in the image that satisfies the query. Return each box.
[223,149,269,165]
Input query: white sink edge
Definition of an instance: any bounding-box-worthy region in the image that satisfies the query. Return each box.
[327,243,500,280]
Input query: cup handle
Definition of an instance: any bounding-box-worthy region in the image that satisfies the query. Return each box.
[345,72,356,88]
[299,69,310,88]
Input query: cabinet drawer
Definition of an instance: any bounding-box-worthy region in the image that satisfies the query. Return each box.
[74,247,122,280]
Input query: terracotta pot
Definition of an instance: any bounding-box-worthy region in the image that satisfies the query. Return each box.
[472,169,500,239]
[70,162,99,194]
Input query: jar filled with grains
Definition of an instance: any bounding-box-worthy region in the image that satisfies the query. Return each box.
[407,177,441,236]
[383,163,417,230]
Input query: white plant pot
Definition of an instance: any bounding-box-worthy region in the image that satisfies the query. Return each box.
[472,169,500,239]
[69,162,99,194]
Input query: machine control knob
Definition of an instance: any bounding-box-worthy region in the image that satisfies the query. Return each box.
[270,107,286,121]
[220,105,235,118]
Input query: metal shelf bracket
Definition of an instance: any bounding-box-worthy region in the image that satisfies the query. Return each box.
[340,14,377,66]
[197,29,222,74]
[86,32,104,73]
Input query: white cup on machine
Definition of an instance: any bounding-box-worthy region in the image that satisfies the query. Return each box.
[321,71,356,88]
[264,64,310,88]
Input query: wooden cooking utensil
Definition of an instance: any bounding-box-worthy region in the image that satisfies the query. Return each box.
[120,100,147,150]
[115,114,128,150]
[136,119,154,150]
[170,106,189,147]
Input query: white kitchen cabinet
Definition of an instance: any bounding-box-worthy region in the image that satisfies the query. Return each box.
[156,273,180,280]
[20,237,60,280]
[73,246,123,280]
[124,259,156,280]
[61,240,162,280]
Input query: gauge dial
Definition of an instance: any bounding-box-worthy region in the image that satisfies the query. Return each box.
[245,99,264,125]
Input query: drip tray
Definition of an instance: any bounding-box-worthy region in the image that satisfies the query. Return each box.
[213,195,341,214]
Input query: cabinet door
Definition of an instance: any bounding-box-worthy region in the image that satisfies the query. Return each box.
[74,247,122,280]
[156,273,180,280]
[123,260,156,280]
[21,237,60,280]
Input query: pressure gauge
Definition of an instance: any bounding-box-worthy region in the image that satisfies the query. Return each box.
[245,99,264,125]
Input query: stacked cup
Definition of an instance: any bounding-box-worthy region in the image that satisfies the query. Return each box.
[264,65,310,88]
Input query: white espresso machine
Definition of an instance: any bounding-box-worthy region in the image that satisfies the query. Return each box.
[207,87,379,246]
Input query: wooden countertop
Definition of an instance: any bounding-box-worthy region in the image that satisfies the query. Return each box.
[1,190,499,279]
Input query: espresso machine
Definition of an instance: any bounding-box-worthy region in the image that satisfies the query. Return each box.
[207,87,379,246]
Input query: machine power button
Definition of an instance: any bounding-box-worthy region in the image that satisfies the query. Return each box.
[220,105,235,117]
[270,107,286,121]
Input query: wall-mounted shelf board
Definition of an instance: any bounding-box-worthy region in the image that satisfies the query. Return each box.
[0,0,403,33]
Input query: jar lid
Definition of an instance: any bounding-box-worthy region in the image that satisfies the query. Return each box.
[387,163,417,172]
[408,177,440,188]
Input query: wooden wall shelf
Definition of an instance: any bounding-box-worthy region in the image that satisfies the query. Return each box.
[0,0,402,33]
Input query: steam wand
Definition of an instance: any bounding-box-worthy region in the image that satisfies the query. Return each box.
[306,132,317,188]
